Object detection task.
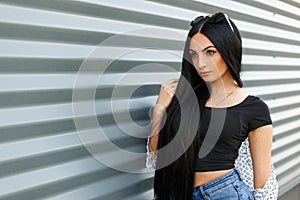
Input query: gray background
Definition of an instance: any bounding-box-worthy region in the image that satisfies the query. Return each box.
[0,0,299,199]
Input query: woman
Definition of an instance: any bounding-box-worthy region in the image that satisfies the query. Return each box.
[146,12,278,199]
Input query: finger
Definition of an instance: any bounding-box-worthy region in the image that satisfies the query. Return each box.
[169,82,178,89]
[167,85,177,93]
[165,81,178,89]
[166,78,179,84]
[163,83,176,89]
[162,79,178,91]
[171,81,178,86]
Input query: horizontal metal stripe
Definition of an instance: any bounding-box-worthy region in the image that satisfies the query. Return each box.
[0,157,106,196]
[243,64,300,71]
[258,90,300,100]
[271,107,300,122]
[193,0,300,33]
[150,0,300,33]
[236,0,300,21]
[0,46,183,61]
[92,178,153,200]
[272,94,300,110]
[60,180,152,200]
[0,138,146,165]
[244,48,300,58]
[243,55,300,65]
[0,58,181,73]
[0,57,83,73]
[273,145,299,167]
[278,174,300,197]
[3,20,300,54]
[242,72,300,81]
[241,30,300,46]
[0,133,82,162]
[245,83,300,97]
[276,160,299,180]
[0,4,186,39]
[271,102,300,113]
[273,114,300,127]
[238,21,300,43]
[4,0,299,36]
[274,126,300,142]
[0,73,177,91]
[0,145,90,179]
[43,177,153,200]
[272,134,300,156]
[0,89,73,108]
[0,22,112,45]
[0,1,190,30]
[273,118,300,138]
[2,3,300,45]
[280,0,300,8]
[0,101,151,127]
[0,40,93,58]
[0,85,160,108]
[243,38,300,54]
[276,162,300,185]
[0,118,75,144]
[273,118,300,134]
[244,78,300,87]
[0,159,149,200]
[79,0,199,20]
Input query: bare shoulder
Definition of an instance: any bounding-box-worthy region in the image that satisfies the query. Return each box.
[228,87,249,106]
[236,87,248,100]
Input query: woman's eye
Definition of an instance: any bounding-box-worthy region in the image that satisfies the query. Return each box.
[190,52,198,58]
[205,50,216,56]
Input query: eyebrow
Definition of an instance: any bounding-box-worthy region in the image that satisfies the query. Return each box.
[188,49,197,53]
[201,45,215,52]
[189,45,215,53]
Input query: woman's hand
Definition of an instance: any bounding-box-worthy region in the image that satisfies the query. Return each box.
[155,78,179,110]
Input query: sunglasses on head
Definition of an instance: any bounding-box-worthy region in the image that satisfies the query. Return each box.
[190,12,234,32]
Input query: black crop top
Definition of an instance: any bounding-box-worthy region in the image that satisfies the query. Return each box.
[194,95,272,172]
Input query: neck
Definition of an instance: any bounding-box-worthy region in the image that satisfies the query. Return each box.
[209,69,238,96]
[209,79,237,97]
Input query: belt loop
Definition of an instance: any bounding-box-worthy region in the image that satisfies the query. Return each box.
[234,168,242,180]
[199,186,209,200]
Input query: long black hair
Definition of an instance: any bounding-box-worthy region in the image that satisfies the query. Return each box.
[153,13,243,200]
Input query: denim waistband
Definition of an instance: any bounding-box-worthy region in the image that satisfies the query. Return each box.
[193,169,240,195]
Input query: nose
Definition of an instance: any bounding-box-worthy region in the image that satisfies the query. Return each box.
[198,54,206,69]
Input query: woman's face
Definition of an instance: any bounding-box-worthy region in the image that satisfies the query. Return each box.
[189,32,230,83]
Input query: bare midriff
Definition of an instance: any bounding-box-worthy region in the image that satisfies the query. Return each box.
[193,168,233,187]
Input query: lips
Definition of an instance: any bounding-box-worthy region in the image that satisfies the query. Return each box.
[200,71,211,76]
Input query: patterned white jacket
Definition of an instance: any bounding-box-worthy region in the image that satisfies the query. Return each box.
[146,136,279,199]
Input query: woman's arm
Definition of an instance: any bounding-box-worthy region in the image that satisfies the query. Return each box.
[148,104,166,160]
[146,78,179,168]
[248,124,273,189]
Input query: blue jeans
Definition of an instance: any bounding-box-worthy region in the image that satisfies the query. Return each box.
[193,169,253,200]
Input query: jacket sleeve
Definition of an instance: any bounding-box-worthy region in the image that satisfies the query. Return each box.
[234,138,279,200]
[146,136,157,169]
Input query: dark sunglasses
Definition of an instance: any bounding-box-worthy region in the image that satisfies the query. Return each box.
[190,12,234,32]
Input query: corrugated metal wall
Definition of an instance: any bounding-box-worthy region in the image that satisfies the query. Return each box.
[0,0,299,199]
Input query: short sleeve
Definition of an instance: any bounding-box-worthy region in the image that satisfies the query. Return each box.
[248,98,272,132]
